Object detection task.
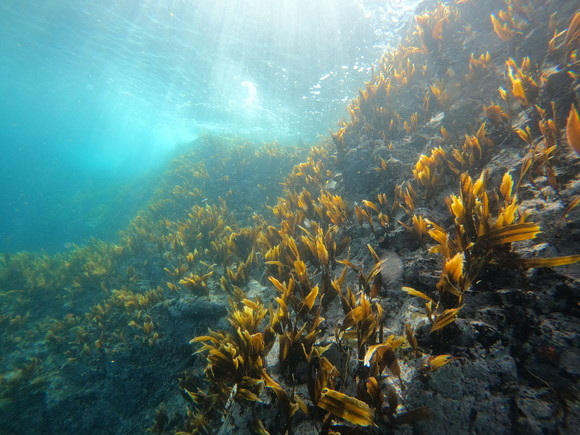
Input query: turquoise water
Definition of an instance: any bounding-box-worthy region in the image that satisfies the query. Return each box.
[0,0,417,253]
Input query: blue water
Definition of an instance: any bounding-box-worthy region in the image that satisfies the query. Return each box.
[0,0,417,253]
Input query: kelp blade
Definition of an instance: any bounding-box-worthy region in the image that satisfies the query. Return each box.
[317,388,376,427]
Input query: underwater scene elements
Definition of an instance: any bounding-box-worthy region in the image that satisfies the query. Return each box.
[1,0,579,433]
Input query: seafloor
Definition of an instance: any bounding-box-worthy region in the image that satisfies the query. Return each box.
[1,0,580,434]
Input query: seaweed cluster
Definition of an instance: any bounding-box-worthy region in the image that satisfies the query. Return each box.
[1,0,579,434]
[0,138,304,431]
[185,0,580,432]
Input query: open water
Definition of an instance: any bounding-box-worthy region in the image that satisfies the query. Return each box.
[0,0,417,253]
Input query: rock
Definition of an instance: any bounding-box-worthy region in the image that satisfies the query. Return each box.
[407,344,518,434]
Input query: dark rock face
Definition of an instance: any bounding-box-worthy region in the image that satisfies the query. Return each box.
[406,344,518,434]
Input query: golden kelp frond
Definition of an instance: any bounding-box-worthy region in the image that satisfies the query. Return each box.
[190,333,220,347]
[413,147,448,193]
[437,252,465,297]
[491,13,517,41]
[261,369,300,423]
[318,190,351,226]
[430,80,449,107]
[331,126,347,148]
[565,12,580,59]
[354,204,372,228]
[268,276,295,300]
[235,386,262,402]
[477,222,540,247]
[500,172,514,201]
[228,299,268,333]
[490,1,528,42]
[317,388,377,427]
[191,300,270,398]
[483,102,509,125]
[306,351,339,406]
[362,200,380,214]
[360,194,396,231]
[337,255,385,298]
[394,58,416,86]
[425,219,453,258]
[405,323,421,357]
[179,271,213,296]
[402,286,434,303]
[400,214,429,242]
[451,127,494,171]
[502,255,580,268]
[367,244,381,263]
[365,377,384,412]
[300,224,338,269]
[563,196,580,218]
[375,156,389,172]
[294,259,308,285]
[338,292,384,355]
[414,2,458,52]
[340,298,370,332]
[518,140,559,192]
[251,419,270,435]
[431,307,462,333]
[111,287,165,314]
[515,125,533,144]
[505,57,538,107]
[427,354,453,371]
[498,86,509,103]
[566,105,580,156]
[278,325,322,378]
[536,109,560,151]
[494,197,519,228]
[186,250,198,265]
[466,52,492,81]
[405,112,420,133]
[303,285,319,311]
[316,236,329,266]
[226,262,251,287]
[297,188,315,212]
[399,182,416,213]
[363,341,403,378]
[281,146,332,193]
